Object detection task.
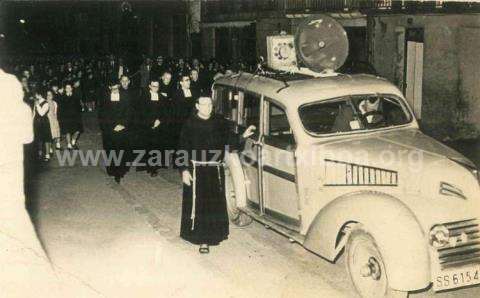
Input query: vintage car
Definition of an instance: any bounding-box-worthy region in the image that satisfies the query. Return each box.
[213,71,480,297]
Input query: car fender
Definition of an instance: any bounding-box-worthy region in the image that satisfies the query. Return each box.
[224,152,247,208]
[304,191,431,291]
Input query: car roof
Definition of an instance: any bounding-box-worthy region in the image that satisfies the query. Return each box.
[214,72,405,110]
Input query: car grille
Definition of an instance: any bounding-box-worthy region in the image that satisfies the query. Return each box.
[437,219,480,270]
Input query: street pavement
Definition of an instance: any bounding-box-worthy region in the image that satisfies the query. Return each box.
[23,112,480,298]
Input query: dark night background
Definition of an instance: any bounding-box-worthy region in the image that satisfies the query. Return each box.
[0,0,194,65]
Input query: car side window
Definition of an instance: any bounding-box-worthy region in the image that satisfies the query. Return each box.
[351,95,411,128]
[299,95,412,135]
[241,91,261,138]
[214,85,237,120]
[213,85,239,132]
[264,101,295,150]
[300,99,360,134]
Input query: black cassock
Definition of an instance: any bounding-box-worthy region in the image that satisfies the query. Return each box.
[98,90,131,178]
[158,83,176,152]
[139,90,170,170]
[172,88,198,150]
[178,114,242,245]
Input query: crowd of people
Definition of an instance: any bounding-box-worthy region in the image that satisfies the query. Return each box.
[3,54,258,254]
[2,55,255,165]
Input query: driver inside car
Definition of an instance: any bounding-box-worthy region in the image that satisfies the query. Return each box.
[358,97,384,126]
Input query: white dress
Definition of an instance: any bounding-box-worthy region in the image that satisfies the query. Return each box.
[47,99,60,138]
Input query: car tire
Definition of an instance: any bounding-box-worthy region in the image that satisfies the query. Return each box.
[346,227,408,298]
[224,166,252,227]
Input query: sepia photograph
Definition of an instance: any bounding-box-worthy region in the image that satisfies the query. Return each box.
[0,0,479,297]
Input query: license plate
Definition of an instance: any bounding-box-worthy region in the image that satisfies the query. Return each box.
[433,265,480,291]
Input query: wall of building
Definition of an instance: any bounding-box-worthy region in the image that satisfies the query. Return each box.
[0,1,188,59]
[201,27,216,59]
[370,14,480,139]
[201,16,367,66]
[256,18,291,58]
[200,23,256,64]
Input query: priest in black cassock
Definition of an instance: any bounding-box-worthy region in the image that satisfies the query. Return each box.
[177,97,255,253]
[158,71,175,156]
[98,81,131,183]
[139,79,169,176]
[172,74,199,154]
[119,75,135,166]
[159,71,173,99]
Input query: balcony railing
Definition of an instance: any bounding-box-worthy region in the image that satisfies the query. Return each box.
[202,0,480,22]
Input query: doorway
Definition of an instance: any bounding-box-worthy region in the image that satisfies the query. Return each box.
[405,28,424,119]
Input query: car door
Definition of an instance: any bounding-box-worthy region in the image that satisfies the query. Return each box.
[238,91,263,214]
[261,99,300,229]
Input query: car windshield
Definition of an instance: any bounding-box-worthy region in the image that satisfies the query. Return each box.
[299,95,413,135]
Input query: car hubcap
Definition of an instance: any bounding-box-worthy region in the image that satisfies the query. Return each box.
[349,236,387,298]
[360,257,382,280]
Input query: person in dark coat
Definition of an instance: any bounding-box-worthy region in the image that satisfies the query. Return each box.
[178,96,255,253]
[119,74,136,166]
[151,55,166,82]
[98,81,131,183]
[139,58,153,93]
[158,71,175,153]
[138,79,169,176]
[33,90,52,161]
[82,71,97,112]
[189,68,204,96]
[105,56,118,82]
[21,78,35,110]
[58,82,83,150]
[172,74,198,153]
[159,70,173,99]
[119,74,135,124]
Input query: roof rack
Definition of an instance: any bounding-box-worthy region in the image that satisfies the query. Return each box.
[256,66,340,82]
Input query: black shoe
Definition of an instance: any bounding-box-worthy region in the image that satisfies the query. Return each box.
[199,244,209,254]
[114,176,121,184]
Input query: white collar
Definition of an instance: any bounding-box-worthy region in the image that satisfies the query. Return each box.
[150,91,159,101]
[182,88,192,97]
[110,92,120,101]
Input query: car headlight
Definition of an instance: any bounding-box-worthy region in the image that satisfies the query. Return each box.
[473,169,480,186]
[448,158,479,187]
[430,225,450,248]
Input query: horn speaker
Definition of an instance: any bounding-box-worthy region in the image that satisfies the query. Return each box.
[294,15,349,72]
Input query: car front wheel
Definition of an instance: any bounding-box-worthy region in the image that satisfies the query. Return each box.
[224,167,252,227]
[346,227,408,298]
